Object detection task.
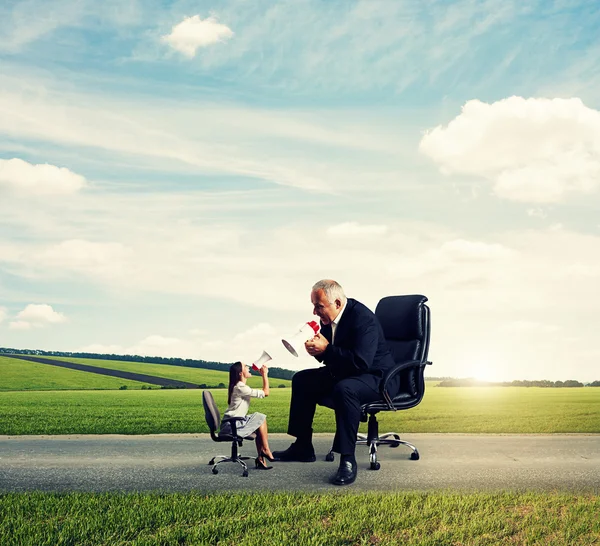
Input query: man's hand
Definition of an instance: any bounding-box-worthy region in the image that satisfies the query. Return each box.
[259,365,269,376]
[305,333,328,357]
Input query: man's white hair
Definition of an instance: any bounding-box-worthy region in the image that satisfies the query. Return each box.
[312,279,347,304]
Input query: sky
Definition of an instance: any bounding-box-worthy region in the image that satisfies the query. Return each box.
[1,0,599,382]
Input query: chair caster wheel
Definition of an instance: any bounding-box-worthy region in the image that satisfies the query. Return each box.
[212,467,218,474]
[325,452,335,462]
[208,458,215,465]
[390,442,400,448]
[410,452,420,460]
[370,462,380,470]
[242,470,249,477]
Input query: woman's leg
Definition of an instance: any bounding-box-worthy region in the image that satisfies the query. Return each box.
[255,420,273,459]
[254,426,264,457]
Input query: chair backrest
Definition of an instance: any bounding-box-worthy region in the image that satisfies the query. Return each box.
[202,391,221,440]
[375,295,430,400]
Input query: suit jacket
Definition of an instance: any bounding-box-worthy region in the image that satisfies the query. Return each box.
[316,298,395,380]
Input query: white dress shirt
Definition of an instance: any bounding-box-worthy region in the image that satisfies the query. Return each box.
[222,381,265,420]
[331,300,347,344]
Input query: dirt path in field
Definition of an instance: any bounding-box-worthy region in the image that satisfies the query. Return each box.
[1,433,599,493]
[3,354,201,389]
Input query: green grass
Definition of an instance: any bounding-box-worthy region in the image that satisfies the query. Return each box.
[374,385,600,434]
[1,385,599,435]
[0,356,156,391]
[0,356,289,391]
[0,491,598,545]
[0,389,293,435]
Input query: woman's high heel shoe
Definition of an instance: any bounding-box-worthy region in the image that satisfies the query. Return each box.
[260,451,276,462]
[255,458,273,470]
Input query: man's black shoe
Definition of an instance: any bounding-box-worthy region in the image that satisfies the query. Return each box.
[272,442,316,462]
[331,460,357,486]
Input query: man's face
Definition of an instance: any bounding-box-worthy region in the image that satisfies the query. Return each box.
[311,289,342,325]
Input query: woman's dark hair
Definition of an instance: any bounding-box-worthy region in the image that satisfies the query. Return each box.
[228,361,243,404]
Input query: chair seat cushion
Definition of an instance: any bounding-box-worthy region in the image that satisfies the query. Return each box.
[320,390,420,415]
[318,380,418,411]
[362,392,417,411]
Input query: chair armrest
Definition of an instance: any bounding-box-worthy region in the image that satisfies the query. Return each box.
[220,416,246,437]
[381,360,432,410]
[221,416,246,424]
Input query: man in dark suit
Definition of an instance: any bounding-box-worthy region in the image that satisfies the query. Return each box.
[272,279,399,486]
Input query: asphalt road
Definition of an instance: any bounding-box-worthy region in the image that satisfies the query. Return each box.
[1,433,598,493]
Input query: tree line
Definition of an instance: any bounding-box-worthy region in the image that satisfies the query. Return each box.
[437,378,599,387]
[0,347,296,381]
[2,348,596,385]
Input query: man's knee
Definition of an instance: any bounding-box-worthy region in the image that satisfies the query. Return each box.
[292,368,318,391]
[332,380,359,406]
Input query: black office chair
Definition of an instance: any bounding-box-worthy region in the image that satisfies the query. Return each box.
[202,390,256,477]
[320,294,432,470]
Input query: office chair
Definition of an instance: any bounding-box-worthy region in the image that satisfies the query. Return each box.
[320,294,431,470]
[202,390,256,477]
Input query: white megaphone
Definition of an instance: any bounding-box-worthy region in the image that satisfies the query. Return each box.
[251,350,273,371]
[281,321,320,357]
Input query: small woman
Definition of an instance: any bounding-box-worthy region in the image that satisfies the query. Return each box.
[221,361,275,470]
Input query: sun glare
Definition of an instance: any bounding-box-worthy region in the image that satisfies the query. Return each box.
[465,353,507,383]
[471,367,503,383]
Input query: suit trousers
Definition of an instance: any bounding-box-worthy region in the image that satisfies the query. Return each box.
[288,367,389,456]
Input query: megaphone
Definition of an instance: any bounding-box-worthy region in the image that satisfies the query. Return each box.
[251,350,272,371]
[281,321,320,357]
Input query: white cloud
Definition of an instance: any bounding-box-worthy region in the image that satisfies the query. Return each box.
[9,321,31,331]
[36,239,130,280]
[161,15,233,57]
[0,306,7,324]
[0,69,414,194]
[527,207,548,219]
[327,222,388,237]
[5,218,600,380]
[188,328,208,337]
[419,96,600,203]
[507,321,560,334]
[233,323,277,343]
[0,158,86,196]
[78,322,319,372]
[78,338,187,359]
[78,343,124,354]
[436,239,514,262]
[130,335,184,356]
[11,304,67,330]
[563,263,600,278]
[142,0,525,94]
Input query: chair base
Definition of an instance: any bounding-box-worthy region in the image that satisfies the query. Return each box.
[325,413,420,470]
[208,436,254,477]
[209,455,253,477]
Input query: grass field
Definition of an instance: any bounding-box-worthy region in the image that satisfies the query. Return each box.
[1,384,599,435]
[42,356,293,388]
[0,355,290,391]
[0,491,598,545]
[0,356,156,391]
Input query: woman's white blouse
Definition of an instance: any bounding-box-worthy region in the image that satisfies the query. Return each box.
[222,381,265,420]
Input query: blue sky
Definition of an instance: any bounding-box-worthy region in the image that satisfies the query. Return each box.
[1,0,600,381]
